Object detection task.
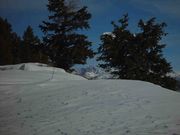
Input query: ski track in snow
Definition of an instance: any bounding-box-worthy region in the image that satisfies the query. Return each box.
[0,63,180,135]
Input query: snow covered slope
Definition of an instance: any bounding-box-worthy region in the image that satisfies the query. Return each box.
[0,63,180,135]
[0,63,85,85]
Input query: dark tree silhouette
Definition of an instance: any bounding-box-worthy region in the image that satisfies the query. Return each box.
[40,0,94,70]
[98,15,177,90]
[20,26,48,63]
[0,17,20,65]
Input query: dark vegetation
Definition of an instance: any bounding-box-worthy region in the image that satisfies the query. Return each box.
[97,14,177,90]
[0,0,177,90]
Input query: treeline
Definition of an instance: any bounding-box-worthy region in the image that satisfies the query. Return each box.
[0,18,48,65]
[0,0,177,90]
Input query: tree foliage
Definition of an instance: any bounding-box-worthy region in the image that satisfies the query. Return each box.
[98,14,177,90]
[40,0,94,70]
[0,17,21,65]
[20,26,48,63]
[0,17,48,65]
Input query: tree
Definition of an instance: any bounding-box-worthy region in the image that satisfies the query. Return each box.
[98,15,177,90]
[11,32,21,64]
[98,14,135,78]
[136,18,176,90]
[20,26,48,63]
[40,0,94,70]
[0,17,21,65]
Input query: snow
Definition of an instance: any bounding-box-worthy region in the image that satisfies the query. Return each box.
[0,63,85,85]
[75,66,113,80]
[84,71,98,79]
[103,32,116,38]
[75,66,100,79]
[0,63,66,72]
[0,63,180,135]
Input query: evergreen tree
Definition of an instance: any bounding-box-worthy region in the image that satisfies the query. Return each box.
[0,17,21,65]
[11,32,21,64]
[21,26,48,63]
[136,18,176,90]
[0,17,12,65]
[98,14,135,79]
[98,15,177,90]
[40,0,94,70]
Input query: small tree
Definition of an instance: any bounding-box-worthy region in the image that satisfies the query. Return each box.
[98,15,177,90]
[40,0,94,70]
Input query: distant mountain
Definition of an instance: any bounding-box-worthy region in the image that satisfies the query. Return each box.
[75,66,112,80]
[75,66,180,91]
[75,66,99,79]
[169,72,180,91]
[174,73,180,91]
[175,74,180,81]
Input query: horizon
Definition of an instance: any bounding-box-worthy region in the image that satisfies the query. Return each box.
[0,0,179,72]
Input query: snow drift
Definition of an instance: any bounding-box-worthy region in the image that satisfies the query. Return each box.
[0,63,85,85]
[0,63,180,135]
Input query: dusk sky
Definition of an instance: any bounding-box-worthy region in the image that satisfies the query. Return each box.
[0,0,180,71]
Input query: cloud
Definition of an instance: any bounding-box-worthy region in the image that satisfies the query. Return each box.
[0,0,47,11]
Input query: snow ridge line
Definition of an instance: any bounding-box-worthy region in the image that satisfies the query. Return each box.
[0,66,55,86]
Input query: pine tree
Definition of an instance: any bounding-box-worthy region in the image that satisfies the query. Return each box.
[0,17,20,65]
[98,15,177,90]
[40,0,94,70]
[11,32,21,64]
[20,26,48,63]
[98,14,135,79]
[136,18,176,90]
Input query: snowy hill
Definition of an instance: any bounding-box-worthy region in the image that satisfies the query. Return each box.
[0,63,180,135]
[0,63,85,85]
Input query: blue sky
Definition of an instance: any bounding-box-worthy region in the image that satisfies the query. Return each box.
[0,0,179,71]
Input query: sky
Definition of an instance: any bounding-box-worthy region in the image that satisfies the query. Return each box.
[0,0,180,72]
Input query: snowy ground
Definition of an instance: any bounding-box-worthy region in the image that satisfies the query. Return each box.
[0,63,180,135]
